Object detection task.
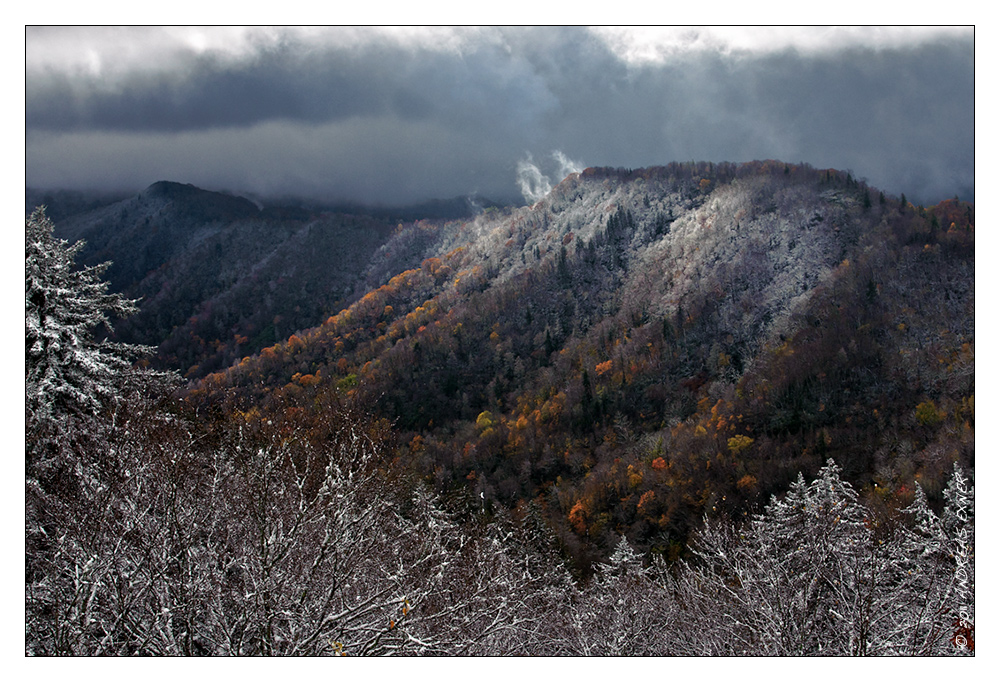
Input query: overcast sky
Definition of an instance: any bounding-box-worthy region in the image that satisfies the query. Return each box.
[25,26,974,206]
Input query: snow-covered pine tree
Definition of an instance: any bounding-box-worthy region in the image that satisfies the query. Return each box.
[887,464,974,654]
[26,205,168,492]
[578,535,673,655]
[26,206,148,422]
[676,460,888,654]
[940,463,975,653]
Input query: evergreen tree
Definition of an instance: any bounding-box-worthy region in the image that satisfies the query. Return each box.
[579,536,672,655]
[25,206,164,482]
[895,466,975,654]
[26,207,150,421]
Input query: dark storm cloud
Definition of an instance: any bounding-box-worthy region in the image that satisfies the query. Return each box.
[26,28,560,134]
[25,27,974,205]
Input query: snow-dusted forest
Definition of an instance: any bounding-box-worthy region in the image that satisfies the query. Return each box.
[27,158,975,656]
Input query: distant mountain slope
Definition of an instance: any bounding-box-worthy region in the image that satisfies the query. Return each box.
[54,182,261,288]
[184,161,972,565]
[25,187,132,224]
[37,181,406,377]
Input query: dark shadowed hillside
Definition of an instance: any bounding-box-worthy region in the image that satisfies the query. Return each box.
[39,182,414,377]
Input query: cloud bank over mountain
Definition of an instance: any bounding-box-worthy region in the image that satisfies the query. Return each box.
[26,26,974,205]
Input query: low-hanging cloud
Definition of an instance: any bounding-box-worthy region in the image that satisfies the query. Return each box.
[517,151,585,203]
[25,27,974,206]
[516,154,552,204]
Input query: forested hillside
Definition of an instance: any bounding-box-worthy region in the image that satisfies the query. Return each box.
[185,161,974,569]
[43,181,407,377]
[26,161,974,655]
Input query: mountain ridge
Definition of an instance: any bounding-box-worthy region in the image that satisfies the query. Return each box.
[41,181,404,376]
[177,160,973,566]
